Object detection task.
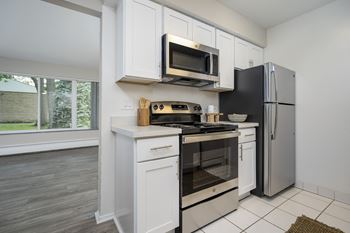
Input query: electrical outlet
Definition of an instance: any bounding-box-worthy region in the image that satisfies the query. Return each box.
[121,104,134,110]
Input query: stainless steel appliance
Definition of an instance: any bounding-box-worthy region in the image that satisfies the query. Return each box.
[150,101,239,233]
[162,34,219,87]
[220,63,296,197]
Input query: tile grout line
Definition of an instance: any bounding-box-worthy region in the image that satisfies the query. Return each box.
[226,187,350,232]
[206,188,306,233]
[240,196,289,232]
[224,208,260,232]
[316,200,350,224]
[316,200,334,220]
[242,188,303,232]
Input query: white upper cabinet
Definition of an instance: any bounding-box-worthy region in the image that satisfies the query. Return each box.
[192,19,216,47]
[235,37,264,70]
[202,29,235,92]
[235,38,250,70]
[216,30,235,90]
[116,0,162,83]
[163,7,193,40]
[249,45,264,68]
[163,8,215,47]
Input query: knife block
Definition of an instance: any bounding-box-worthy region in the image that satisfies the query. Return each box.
[137,108,150,126]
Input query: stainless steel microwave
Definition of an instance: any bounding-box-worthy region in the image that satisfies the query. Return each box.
[162,34,219,87]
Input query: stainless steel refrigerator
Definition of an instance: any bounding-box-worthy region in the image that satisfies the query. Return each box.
[220,63,295,197]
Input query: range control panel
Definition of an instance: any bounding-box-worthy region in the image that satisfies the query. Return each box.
[151,101,202,114]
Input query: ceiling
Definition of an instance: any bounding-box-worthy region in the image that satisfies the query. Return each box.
[218,0,335,28]
[0,0,100,70]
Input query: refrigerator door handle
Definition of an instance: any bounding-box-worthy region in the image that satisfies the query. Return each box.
[272,103,278,140]
[271,65,278,103]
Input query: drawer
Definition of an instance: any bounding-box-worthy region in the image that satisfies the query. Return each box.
[239,128,256,143]
[136,136,179,162]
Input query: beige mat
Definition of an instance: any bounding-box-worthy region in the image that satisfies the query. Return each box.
[287,215,344,233]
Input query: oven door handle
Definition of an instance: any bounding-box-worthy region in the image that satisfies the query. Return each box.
[182,131,240,144]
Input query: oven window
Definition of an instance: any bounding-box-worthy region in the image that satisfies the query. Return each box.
[169,43,210,74]
[182,137,238,196]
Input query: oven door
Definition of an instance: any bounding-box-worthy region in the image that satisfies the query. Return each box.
[181,131,239,208]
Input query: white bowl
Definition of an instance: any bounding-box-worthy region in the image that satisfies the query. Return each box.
[228,114,248,122]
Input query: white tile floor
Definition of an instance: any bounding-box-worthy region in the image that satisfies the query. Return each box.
[195,187,350,233]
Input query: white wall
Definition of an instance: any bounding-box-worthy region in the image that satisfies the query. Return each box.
[98,3,219,217]
[265,0,350,201]
[155,0,266,47]
[0,56,99,81]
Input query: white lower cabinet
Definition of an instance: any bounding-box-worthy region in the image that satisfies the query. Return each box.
[239,141,256,197]
[137,156,179,233]
[115,133,180,233]
[238,128,257,198]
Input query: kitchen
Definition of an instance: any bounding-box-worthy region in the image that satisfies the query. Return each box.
[0,0,350,233]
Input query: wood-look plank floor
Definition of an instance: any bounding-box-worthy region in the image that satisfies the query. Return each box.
[0,147,118,233]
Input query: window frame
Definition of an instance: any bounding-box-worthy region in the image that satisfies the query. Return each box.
[0,72,98,135]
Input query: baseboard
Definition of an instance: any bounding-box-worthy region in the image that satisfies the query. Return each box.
[113,215,125,233]
[95,211,114,224]
[295,180,350,204]
[0,139,99,156]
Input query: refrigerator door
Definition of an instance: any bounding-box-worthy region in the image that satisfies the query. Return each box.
[264,103,295,196]
[264,63,295,104]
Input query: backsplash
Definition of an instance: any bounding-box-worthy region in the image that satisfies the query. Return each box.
[113,82,219,117]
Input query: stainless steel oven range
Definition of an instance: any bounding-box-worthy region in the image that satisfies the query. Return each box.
[150,101,239,233]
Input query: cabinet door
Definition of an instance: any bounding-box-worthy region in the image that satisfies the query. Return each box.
[192,19,215,47]
[238,141,256,196]
[249,45,264,68]
[234,38,249,69]
[137,156,179,233]
[216,29,235,90]
[163,7,193,40]
[125,0,162,81]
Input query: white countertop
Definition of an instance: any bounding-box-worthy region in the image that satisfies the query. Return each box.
[111,125,182,139]
[220,121,259,129]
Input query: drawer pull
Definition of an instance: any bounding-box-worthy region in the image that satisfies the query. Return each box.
[150,145,173,151]
[244,134,255,137]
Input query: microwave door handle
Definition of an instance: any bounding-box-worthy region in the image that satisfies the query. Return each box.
[209,53,213,74]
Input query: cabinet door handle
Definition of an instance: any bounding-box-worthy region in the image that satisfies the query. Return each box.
[150,145,173,151]
[245,134,255,137]
[176,159,179,180]
[240,144,243,161]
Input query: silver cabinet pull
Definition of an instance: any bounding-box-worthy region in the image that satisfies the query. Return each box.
[150,145,173,151]
[176,159,179,180]
[240,144,243,161]
[245,134,255,137]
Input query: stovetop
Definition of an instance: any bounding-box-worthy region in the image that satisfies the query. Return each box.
[163,122,237,134]
[150,101,237,134]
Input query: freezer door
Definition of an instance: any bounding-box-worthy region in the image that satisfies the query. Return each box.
[264,104,295,196]
[264,63,295,104]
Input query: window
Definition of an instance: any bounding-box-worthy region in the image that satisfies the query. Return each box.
[0,73,98,132]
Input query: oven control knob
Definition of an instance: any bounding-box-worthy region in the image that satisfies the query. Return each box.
[193,106,197,111]
[197,106,202,111]
[159,104,164,110]
[153,105,158,110]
